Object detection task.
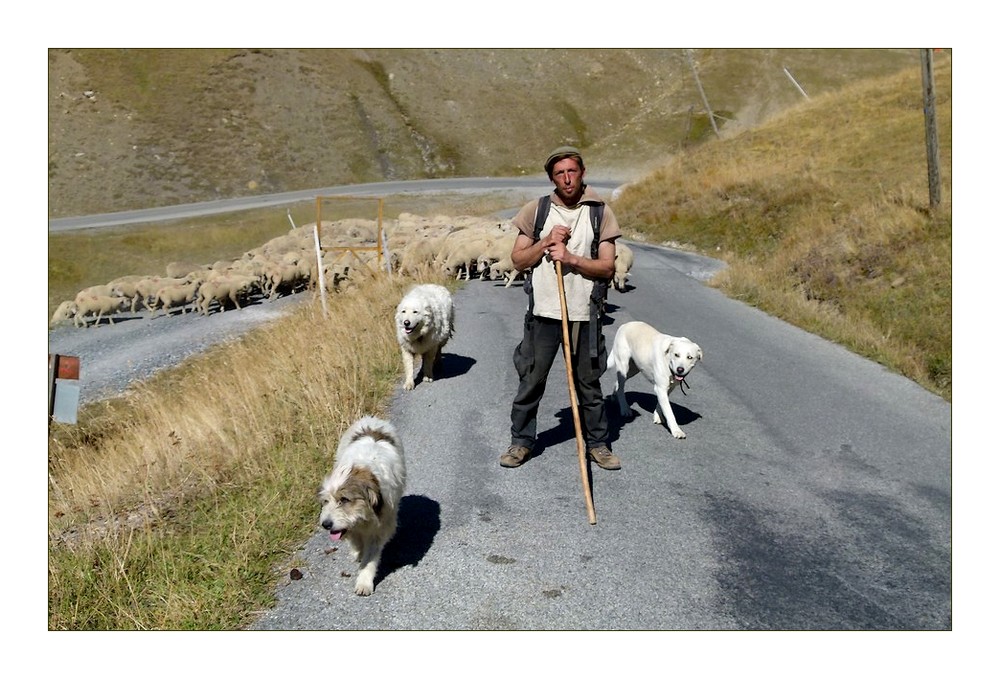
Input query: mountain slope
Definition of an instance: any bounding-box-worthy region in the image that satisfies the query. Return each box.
[48,48,918,217]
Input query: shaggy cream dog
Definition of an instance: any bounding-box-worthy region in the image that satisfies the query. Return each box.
[318,416,407,596]
[607,321,703,439]
[395,283,455,390]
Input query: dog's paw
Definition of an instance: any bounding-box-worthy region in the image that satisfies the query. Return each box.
[671,429,687,439]
[423,376,434,383]
[403,380,415,391]
[354,579,374,596]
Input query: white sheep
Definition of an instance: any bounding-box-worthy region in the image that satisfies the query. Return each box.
[165,261,204,278]
[613,242,635,292]
[488,256,522,288]
[476,232,517,275]
[196,274,259,315]
[74,294,128,327]
[264,259,309,299]
[74,284,117,305]
[152,281,201,316]
[440,236,493,280]
[108,275,147,312]
[398,234,448,276]
[134,276,188,311]
[322,262,352,291]
[50,300,78,326]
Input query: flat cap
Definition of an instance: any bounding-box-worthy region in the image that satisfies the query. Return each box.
[544,146,583,176]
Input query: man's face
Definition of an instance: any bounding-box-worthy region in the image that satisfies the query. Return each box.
[550,157,585,205]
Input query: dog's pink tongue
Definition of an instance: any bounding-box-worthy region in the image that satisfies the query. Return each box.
[329,530,343,541]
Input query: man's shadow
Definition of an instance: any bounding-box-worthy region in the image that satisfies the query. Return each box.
[533,408,580,458]
[374,494,441,587]
[534,391,702,456]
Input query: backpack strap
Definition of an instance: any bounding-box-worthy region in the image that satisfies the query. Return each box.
[524,195,552,317]
[589,203,604,258]
[587,202,607,359]
[532,194,552,240]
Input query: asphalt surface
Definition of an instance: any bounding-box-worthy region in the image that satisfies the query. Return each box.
[246,242,952,631]
[47,177,625,232]
[48,293,305,406]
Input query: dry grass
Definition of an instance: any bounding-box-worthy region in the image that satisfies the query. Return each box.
[48,272,440,629]
[613,59,951,399]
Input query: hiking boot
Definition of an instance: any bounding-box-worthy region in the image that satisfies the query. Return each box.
[587,445,621,470]
[500,445,532,468]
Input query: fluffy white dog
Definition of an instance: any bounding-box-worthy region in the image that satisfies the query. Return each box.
[318,416,407,596]
[395,283,455,390]
[607,321,703,439]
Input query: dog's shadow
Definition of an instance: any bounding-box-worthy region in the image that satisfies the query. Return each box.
[612,392,701,430]
[375,494,441,586]
[415,353,475,386]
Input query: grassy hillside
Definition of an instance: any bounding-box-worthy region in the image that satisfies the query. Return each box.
[614,57,952,399]
[48,48,918,218]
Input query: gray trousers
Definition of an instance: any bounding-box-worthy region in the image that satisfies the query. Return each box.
[510,315,609,450]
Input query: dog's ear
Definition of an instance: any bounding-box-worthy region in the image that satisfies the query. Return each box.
[367,485,385,517]
[317,477,332,502]
[696,345,703,361]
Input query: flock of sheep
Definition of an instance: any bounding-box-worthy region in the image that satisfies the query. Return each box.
[50,212,634,329]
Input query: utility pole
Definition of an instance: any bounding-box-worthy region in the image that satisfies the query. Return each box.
[686,49,719,138]
[783,65,809,99]
[920,49,941,210]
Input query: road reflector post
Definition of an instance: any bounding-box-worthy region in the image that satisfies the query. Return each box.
[49,353,80,425]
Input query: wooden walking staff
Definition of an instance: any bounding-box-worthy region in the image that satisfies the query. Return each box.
[555,260,597,525]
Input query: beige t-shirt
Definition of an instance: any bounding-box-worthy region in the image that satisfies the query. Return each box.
[513,189,622,322]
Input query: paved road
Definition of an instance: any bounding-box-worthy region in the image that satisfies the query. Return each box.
[47,177,625,232]
[249,241,952,630]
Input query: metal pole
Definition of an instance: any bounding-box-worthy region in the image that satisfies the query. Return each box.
[314,197,328,316]
[314,222,327,317]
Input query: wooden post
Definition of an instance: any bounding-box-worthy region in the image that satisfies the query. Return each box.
[921,49,942,210]
[378,198,389,274]
[555,261,597,525]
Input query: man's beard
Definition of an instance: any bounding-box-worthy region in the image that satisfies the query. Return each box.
[557,183,584,205]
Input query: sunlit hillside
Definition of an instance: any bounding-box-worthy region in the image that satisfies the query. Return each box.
[614,55,951,399]
[48,48,918,217]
